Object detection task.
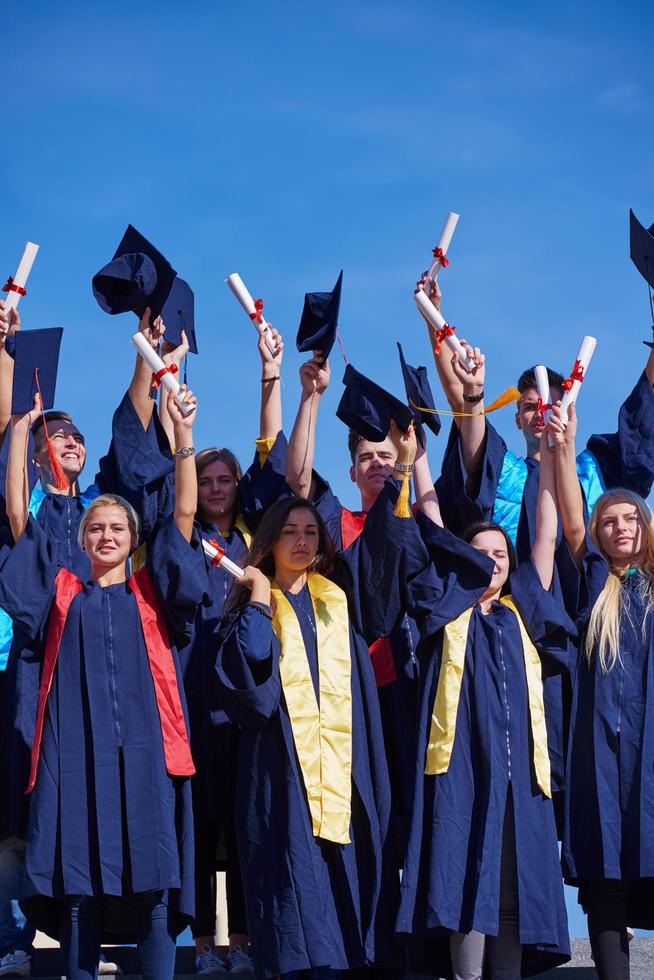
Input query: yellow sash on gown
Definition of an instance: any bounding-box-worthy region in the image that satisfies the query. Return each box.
[425,595,551,797]
[271,573,353,844]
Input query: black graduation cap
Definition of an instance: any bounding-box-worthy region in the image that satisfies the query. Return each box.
[397,343,441,443]
[629,209,654,348]
[296,270,343,358]
[6,327,63,414]
[92,224,177,321]
[336,363,414,443]
[161,277,197,354]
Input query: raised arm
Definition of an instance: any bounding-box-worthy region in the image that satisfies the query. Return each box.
[452,340,486,479]
[258,327,284,440]
[168,389,198,542]
[415,275,465,423]
[413,436,443,526]
[550,402,586,567]
[127,308,164,432]
[285,354,330,500]
[6,395,41,542]
[531,436,558,589]
[157,330,190,450]
[0,302,20,449]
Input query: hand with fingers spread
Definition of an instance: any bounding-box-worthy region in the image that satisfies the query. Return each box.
[0,300,20,349]
[299,353,330,397]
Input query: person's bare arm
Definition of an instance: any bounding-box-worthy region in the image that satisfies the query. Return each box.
[452,341,486,479]
[127,308,164,431]
[531,436,558,589]
[0,302,20,449]
[415,275,465,423]
[169,389,198,543]
[413,438,443,526]
[285,355,330,500]
[158,331,191,450]
[550,402,586,567]
[6,394,41,543]
[258,327,284,440]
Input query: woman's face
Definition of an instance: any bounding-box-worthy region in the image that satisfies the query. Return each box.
[469,529,511,594]
[596,500,646,565]
[272,508,320,577]
[197,460,239,523]
[83,505,134,569]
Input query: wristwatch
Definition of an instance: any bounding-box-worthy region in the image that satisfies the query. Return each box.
[175,446,195,458]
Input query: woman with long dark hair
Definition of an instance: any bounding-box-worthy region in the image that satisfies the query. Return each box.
[215,491,413,979]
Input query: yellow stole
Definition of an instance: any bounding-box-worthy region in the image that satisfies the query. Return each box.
[255,435,277,468]
[222,514,252,551]
[425,595,551,797]
[271,573,352,844]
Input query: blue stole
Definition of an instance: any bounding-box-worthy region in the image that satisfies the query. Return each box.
[492,448,606,547]
[0,482,101,670]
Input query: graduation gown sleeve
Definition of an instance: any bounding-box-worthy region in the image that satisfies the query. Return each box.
[0,516,57,642]
[435,419,509,536]
[586,369,654,498]
[236,431,292,524]
[510,557,577,668]
[146,517,209,649]
[215,604,282,728]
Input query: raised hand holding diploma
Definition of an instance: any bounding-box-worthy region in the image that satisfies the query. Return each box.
[547,336,596,446]
[426,211,459,282]
[413,288,475,373]
[131,331,195,417]
[202,538,245,579]
[225,273,279,355]
[3,242,39,313]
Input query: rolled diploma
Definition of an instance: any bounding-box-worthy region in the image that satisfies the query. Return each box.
[427,212,459,279]
[413,289,475,373]
[202,538,245,579]
[4,242,39,312]
[534,365,552,427]
[131,332,195,417]
[548,336,597,445]
[225,273,277,355]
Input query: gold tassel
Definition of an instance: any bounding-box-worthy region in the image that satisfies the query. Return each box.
[409,385,521,419]
[394,471,412,518]
[483,386,522,413]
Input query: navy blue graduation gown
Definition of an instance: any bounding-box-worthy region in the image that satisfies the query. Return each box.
[0,516,206,941]
[397,520,572,974]
[215,592,392,980]
[558,542,654,925]
[436,370,654,559]
[309,474,430,863]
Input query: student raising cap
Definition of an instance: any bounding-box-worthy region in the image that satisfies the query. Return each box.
[92,224,177,321]
[629,209,654,347]
[397,342,441,444]
[336,363,414,443]
[296,270,343,358]
[6,327,68,489]
[161,277,197,354]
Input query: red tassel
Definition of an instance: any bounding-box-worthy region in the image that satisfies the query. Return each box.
[46,438,69,490]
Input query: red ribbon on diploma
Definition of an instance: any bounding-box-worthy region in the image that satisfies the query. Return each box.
[434,323,456,357]
[432,246,450,268]
[207,538,225,567]
[537,398,552,416]
[249,298,264,323]
[562,359,584,392]
[151,363,179,389]
[2,277,27,296]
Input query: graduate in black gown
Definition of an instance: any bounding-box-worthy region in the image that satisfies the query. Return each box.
[215,424,431,980]
[414,276,654,558]
[0,386,206,980]
[105,312,288,974]
[550,399,654,980]
[397,374,572,979]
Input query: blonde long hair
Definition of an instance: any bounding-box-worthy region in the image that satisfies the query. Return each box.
[586,489,654,672]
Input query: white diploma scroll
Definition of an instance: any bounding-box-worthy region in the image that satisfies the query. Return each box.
[534,365,552,428]
[3,242,39,312]
[548,336,597,445]
[225,273,278,355]
[131,332,195,417]
[202,538,245,579]
[413,288,475,373]
[427,212,459,280]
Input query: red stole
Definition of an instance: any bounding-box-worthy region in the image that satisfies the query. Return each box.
[339,507,397,688]
[27,567,195,794]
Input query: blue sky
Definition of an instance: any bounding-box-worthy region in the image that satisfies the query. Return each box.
[4,0,653,938]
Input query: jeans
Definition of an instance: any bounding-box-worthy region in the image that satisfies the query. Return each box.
[0,839,36,956]
[60,891,176,980]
